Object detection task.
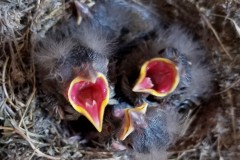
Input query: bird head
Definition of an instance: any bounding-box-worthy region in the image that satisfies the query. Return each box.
[118,102,148,141]
[67,65,109,132]
[132,58,180,97]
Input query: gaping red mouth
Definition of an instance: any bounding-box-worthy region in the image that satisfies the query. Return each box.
[133,58,179,97]
[68,73,109,132]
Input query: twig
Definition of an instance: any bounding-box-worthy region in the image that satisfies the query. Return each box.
[176,148,197,160]
[20,5,35,13]
[13,39,27,72]
[211,13,240,37]
[79,150,113,156]
[217,136,223,159]
[2,57,19,110]
[201,14,233,60]
[2,49,25,112]
[21,117,49,146]
[41,1,71,23]
[227,91,237,143]
[18,87,36,127]
[181,107,201,136]
[11,120,61,160]
[92,158,118,160]
[234,0,240,4]
[0,126,14,131]
[29,150,37,160]
[2,57,10,100]
[215,78,240,94]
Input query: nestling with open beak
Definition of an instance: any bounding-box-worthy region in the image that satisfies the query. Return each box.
[110,102,181,153]
[152,25,214,111]
[115,42,184,105]
[32,3,119,132]
[132,57,180,97]
[115,24,213,111]
[117,102,149,141]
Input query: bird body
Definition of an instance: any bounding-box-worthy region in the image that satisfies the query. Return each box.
[123,105,181,153]
[32,2,118,131]
[32,0,214,154]
[114,24,213,111]
[153,25,214,110]
[106,102,181,153]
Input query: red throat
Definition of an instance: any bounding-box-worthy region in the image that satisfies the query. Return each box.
[133,58,179,97]
[67,73,109,132]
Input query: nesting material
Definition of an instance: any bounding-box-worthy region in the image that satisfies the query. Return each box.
[0,0,240,159]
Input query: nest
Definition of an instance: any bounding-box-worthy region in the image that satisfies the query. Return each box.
[0,0,240,159]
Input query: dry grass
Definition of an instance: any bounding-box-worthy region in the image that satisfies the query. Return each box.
[0,0,240,159]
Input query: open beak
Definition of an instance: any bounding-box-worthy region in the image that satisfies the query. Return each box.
[67,72,109,132]
[119,102,148,141]
[133,58,180,97]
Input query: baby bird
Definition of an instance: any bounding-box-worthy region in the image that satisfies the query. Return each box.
[115,24,214,111]
[109,102,181,154]
[32,6,114,132]
[124,106,181,153]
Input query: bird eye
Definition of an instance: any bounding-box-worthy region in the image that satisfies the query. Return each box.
[179,87,187,91]
[121,27,130,35]
[55,73,64,83]
[158,49,165,55]
[126,142,133,149]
